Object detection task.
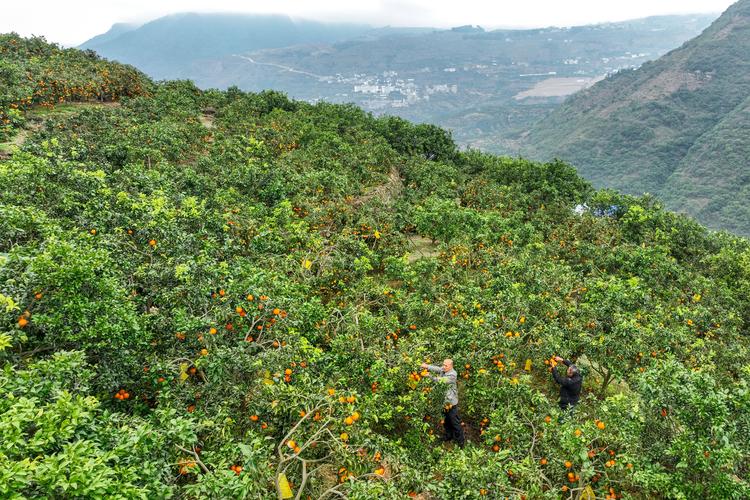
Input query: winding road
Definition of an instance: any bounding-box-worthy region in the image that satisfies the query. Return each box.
[232,55,332,82]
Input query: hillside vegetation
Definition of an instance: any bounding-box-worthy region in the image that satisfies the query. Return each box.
[0,33,151,143]
[1,36,750,499]
[519,0,750,235]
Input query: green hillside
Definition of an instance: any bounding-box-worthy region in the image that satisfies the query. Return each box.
[1,35,750,499]
[660,94,750,234]
[519,0,750,235]
[0,33,152,143]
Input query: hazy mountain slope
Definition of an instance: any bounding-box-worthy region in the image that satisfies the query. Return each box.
[79,13,372,78]
[661,94,750,234]
[80,22,139,49]
[250,16,715,75]
[520,0,750,234]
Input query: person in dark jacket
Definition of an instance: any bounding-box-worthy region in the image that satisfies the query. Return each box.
[550,356,582,412]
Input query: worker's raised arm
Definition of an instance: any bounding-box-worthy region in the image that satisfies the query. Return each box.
[423,364,443,373]
[554,356,572,367]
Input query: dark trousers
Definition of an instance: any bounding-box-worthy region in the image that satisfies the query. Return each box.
[442,405,465,446]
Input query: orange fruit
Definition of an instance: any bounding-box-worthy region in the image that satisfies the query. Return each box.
[250,415,259,421]
[565,461,572,468]
[344,416,354,425]
[540,458,547,465]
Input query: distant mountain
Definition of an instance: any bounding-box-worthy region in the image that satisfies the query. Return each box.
[81,23,139,49]
[79,13,373,79]
[519,0,750,235]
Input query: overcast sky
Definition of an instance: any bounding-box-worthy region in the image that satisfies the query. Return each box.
[0,0,736,46]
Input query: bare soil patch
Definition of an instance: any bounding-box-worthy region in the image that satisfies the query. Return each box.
[514,76,603,100]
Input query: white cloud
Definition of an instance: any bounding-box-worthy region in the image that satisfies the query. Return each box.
[0,0,736,46]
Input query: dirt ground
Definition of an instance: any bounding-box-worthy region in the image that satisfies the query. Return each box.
[514,76,604,100]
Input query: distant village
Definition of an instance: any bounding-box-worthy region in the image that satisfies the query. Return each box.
[315,49,647,111]
[320,70,458,111]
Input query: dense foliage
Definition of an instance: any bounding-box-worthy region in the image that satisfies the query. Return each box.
[1,35,749,499]
[520,0,750,236]
[0,33,151,141]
